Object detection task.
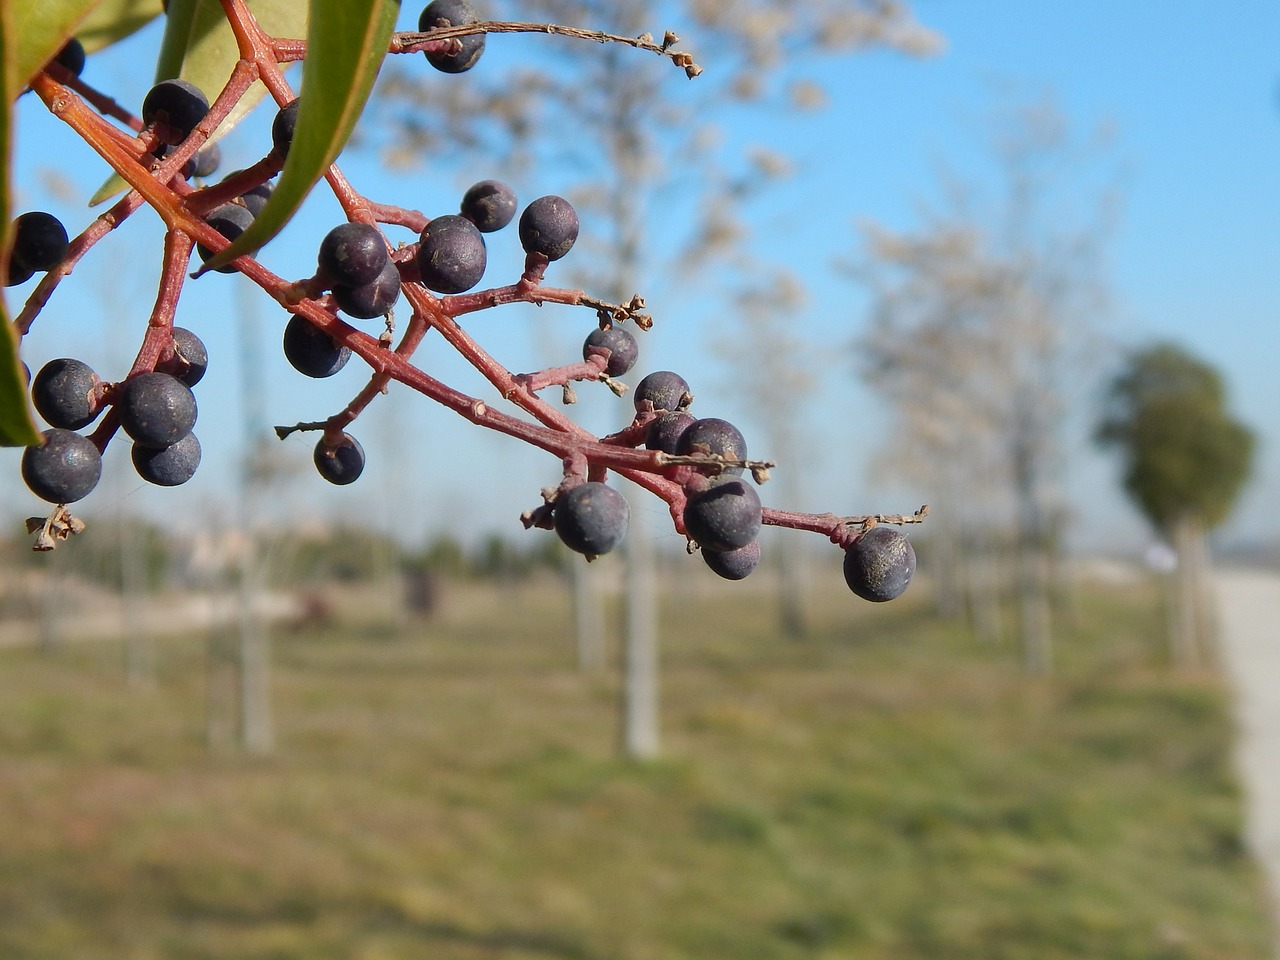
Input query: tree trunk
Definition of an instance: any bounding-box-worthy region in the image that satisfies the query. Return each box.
[932,522,966,621]
[1169,515,1210,669]
[237,538,273,754]
[778,534,809,640]
[1019,542,1053,675]
[621,507,659,759]
[120,517,155,689]
[966,534,1004,643]
[573,558,606,671]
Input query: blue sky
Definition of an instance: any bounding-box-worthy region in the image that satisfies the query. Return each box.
[3,1,1277,557]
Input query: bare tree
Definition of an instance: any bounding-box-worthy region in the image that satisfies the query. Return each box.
[372,0,939,750]
[715,270,816,636]
[855,97,1115,673]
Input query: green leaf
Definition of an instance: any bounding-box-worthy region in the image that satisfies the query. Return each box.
[0,2,42,446]
[200,0,399,273]
[156,0,308,141]
[11,0,104,94]
[76,0,165,54]
[88,0,307,209]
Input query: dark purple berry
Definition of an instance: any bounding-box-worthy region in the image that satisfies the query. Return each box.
[240,180,273,217]
[117,372,197,449]
[4,259,34,287]
[272,98,300,158]
[313,433,366,485]
[702,540,761,581]
[519,196,578,261]
[53,39,86,77]
[418,0,485,73]
[197,202,255,273]
[677,417,748,475]
[22,428,102,503]
[31,358,101,430]
[460,180,516,232]
[645,411,695,454]
[333,257,401,319]
[554,482,630,556]
[318,222,388,288]
[142,78,209,144]
[132,432,201,486]
[11,212,69,273]
[283,315,350,378]
[843,527,916,602]
[185,142,221,179]
[417,214,486,293]
[169,327,208,387]
[583,326,638,377]
[633,371,690,413]
[682,477,761,553]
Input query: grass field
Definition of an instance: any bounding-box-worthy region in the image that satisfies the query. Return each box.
[0,567,1272,959]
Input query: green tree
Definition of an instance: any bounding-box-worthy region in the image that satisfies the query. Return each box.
[1096,342,1255,667]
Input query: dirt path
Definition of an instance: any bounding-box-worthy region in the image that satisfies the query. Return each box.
[1215,568,1280,956]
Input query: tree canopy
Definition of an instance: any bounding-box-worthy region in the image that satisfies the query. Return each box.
[1096,343,1255,533]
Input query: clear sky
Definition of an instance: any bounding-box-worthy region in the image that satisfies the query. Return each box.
[3,1,1277,558]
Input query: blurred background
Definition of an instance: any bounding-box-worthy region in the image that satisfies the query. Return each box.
[1,1,1277,957]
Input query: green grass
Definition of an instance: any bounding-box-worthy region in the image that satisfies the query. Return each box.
[0,571,1272,959]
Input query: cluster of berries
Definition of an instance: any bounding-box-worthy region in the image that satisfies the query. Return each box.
[9,0,920,603]
[539,368,916,601]
[22,328,207,501]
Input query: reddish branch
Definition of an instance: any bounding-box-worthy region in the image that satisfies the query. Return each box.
[15,0,922,552]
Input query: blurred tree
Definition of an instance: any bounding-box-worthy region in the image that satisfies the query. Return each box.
[372,0,940,752]
[855,97,1115,674]
[1096,342,1255,668]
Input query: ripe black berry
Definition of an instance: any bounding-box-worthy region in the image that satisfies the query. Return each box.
[142,78,209,144]
[313,433,366,485]
[31,357,101,430]
[645,411,695,454]
[169,327,208,387]
[519,196,578,261]
[333,258,401,319]
[53,39,86,77]
[283,315,350,378]
[185,142,221,179]
[318,222,388,288]
[272,98,300,158]
[676,417,748,475]
[4,260,34,286]
[460,180,516,232]
[418,0,486,73]
[633,370,690,412]
[240,180,273,217]
[11,212,69,273]
[118,372,198,449]
[702,540,761,581]
[417,214,486,293]
[132,432,201,486]
[22,428,102,503]
[843,527,916,602]
[583,326,638,376]
[682,477,761,552]
[197,202,255,273]
[554,482,630,556]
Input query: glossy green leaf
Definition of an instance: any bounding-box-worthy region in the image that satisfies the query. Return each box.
[0,2,41,446]
[201,0,399,273]
[88,169,128,207]
[11,0,103,94]
[83,0,310,208]
[76,0,165,54]
[156,0,307,141]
